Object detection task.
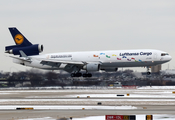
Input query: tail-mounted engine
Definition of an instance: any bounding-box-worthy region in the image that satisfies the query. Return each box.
[5,44,43,56]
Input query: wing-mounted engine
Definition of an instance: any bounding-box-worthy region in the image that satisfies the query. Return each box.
[83,63,100,71]
[101,67,118,72]
[5,44,43,56]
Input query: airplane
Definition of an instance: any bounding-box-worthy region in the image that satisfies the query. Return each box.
[5,27,172,77]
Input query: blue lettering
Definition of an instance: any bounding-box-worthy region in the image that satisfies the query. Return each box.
[119,52,139,56]
[140,52,152,56]
[119,52,152,56]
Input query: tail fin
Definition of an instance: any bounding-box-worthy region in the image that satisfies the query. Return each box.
[5,27,43,56]
[9,27,32,46]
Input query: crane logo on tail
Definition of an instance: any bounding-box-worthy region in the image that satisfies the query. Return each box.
[15,34,24,45]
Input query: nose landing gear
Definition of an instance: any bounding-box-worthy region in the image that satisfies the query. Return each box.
[147,66,151,75]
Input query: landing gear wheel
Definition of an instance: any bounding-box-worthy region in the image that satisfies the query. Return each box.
[146,66,151,75]
[71,73,82,77]
[147,72,151,75]
[76,73,82,77]
[83,73,87,77]
[87,73,92,77]
[83,73,92,77]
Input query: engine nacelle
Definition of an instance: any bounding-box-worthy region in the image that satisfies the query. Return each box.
[101,67,118,72]
[83,63,100,71]
[5,44,43,56]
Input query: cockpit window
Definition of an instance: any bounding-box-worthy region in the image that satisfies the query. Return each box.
[161,53,169,56]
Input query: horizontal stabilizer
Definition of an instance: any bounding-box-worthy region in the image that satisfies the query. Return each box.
[9,56,31,62]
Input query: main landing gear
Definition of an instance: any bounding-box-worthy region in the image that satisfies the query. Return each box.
[71,73,92,77]
[71,73,82,77]
[147,66,151,75]
[83,73,92,77]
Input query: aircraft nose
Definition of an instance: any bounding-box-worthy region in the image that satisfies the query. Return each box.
[167,55,172,61]
[169,55,172,61]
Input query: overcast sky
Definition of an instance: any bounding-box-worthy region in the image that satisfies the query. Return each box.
[1,0,175,72]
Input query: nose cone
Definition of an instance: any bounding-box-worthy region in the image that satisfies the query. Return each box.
[169,55,172,61]
[166,55,172,61]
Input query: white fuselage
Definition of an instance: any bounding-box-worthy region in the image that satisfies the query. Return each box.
[13,49,172,72]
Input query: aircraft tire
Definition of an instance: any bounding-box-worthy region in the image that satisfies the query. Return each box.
[147,72,151,75]
[87,73,92,77]
[76,73,82,77]
[83,73,92,77]
[83,74,87,77]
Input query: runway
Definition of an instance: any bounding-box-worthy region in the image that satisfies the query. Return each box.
[0,86,175,120]
[0,108,175,120]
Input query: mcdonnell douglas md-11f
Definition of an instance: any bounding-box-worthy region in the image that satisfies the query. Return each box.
[5,27,172,77]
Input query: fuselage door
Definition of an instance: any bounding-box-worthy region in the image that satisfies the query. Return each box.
[153,52,158,60]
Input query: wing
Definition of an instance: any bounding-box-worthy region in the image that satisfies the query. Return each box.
[40,59,86,72]
[40,59,85,66]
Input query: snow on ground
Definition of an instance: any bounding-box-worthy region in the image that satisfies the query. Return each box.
[25,90,175,98]
[0,98,174,102]
[0,93,17,94]
[0,105,137,110]
[154,114,175,120]
[138,86,175,89]
[19,117,55,120]
[19,114,175,120]
[0,86,175,92]
[72,116,105,120]
[65,93,175,98]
